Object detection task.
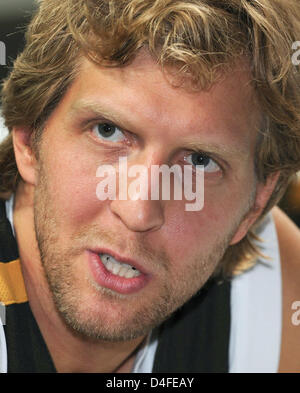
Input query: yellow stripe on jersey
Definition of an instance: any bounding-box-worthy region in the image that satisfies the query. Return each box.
[0,259,28,305]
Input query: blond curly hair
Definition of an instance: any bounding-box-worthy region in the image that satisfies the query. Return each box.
[1,0,300,276]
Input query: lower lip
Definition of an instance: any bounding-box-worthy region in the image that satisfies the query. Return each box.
[87,251,150,295]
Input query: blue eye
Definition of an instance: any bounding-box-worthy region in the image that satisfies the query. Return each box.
[186,152,221,173]
[92,123,126,142]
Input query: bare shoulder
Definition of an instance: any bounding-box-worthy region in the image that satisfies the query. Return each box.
[271,206,300,268]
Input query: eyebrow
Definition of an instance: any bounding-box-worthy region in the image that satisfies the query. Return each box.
[69,100,126,127]
[69,99,249,162]
[181,141,248,162]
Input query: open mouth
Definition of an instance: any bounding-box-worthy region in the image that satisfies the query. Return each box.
[87,250,149,295]
[100,253,141,278]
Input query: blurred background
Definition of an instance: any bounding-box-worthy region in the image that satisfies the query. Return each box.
[0,0,300,226]
[0,1,36,82]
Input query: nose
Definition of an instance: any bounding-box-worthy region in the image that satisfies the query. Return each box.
[110,197,164,233]
[109,158,165,232]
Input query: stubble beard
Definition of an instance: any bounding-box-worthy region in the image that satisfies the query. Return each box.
[33,159,247,343]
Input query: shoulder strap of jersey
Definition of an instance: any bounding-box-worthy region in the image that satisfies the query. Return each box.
[153,277,231,372]
[0,199,27,306]
[0,199,18,263]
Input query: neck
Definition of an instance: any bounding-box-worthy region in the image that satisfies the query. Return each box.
[12,183,146,373]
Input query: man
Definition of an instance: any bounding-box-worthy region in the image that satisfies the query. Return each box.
[0,0,300,373]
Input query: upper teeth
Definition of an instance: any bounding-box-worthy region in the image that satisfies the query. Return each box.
[100,253,141,278]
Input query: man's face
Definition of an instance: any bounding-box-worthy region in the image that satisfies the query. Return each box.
[32,53,260,341]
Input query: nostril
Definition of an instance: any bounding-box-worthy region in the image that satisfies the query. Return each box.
[109,198,164,233]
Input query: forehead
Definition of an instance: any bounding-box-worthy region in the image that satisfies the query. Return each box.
[75,53,257,116]
[51,52,261,159]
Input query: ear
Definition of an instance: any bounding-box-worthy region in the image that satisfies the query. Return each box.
[12,126,38,186]
[229,172,280,245]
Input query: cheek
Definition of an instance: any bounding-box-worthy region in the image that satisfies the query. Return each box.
[162,181,253,262]
[56,175,100,225]
[41,144,104,227]
[161,207,220,263]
